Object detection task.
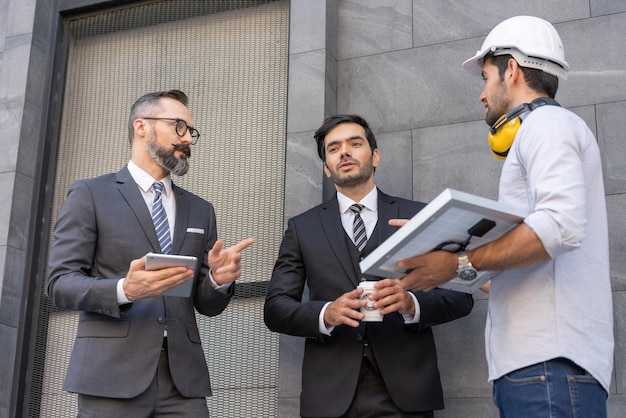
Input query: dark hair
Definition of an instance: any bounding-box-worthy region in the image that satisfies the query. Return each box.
[313,114,377,161]
[489,54,559,98]
[128,89,189,143]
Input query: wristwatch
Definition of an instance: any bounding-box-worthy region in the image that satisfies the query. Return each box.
[457,251,478,281]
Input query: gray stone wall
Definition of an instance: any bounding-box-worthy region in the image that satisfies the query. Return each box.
[283,1,626,417]
[0,0,52,416]
[0,0,624,417]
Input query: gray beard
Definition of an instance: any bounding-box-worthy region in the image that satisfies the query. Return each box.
[147,140,189,176]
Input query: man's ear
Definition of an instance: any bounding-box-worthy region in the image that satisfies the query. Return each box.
[507,58,522,83]
[323,161,331,178]
[133,118,148,139]
[372,148,380,169]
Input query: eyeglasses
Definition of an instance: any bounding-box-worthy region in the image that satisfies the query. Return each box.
[142,117,200,144]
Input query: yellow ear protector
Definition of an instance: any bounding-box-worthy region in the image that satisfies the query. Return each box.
[488,98,560,159]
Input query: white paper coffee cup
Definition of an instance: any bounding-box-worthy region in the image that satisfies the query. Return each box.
[358,281,383,322]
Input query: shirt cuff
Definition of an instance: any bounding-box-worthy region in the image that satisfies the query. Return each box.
[209,269,232,293]
[319,302,334,336]
[117,278,131,304]
[403,292,421,324]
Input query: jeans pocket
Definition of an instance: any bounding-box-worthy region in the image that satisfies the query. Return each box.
[494,365,548,417]
[502,365,546,385]
[503,374,546,385]
[567,374,608,418]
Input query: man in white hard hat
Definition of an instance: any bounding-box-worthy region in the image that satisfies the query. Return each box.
[393,16,614,417]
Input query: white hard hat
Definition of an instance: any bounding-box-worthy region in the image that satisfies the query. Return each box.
[462,16,569,80]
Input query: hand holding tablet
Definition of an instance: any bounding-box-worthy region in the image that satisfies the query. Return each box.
[145,253,198,297]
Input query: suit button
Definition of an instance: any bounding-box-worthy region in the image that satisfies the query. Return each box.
[356,334,363,341]
[157,316,165,324]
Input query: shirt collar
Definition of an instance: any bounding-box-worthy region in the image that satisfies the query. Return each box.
[127,160,172,196]
[337,186,378,214]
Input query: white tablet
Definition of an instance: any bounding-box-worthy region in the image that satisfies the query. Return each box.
[145,253,198,297]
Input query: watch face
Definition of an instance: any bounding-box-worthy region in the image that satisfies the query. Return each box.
[458,269,478,281]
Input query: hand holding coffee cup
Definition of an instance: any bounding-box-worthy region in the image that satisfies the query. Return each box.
[358,281,383,322]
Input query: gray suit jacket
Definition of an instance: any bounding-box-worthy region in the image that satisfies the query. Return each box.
[264,190,474,416]
[47,166,232,398]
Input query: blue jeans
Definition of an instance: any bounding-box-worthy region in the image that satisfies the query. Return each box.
[493,357,607,418]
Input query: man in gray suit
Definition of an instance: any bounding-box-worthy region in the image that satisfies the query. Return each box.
[48,90,254,417]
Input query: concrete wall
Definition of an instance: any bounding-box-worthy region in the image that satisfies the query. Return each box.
[0,0,56,416]
[282,1,626,417]
[0,0,624,417]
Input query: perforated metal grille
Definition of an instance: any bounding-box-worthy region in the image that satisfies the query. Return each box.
[32,1,287,416]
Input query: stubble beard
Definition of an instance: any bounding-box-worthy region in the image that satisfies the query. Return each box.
[328,158,374,188]
[485,81,510,127]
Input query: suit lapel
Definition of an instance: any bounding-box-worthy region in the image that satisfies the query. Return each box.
[376,191,401,243]
[319,198,360,285]
[171,184,189,255]
[116,167,161,252]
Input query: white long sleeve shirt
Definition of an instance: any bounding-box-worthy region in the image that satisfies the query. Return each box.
[487,105,614,393]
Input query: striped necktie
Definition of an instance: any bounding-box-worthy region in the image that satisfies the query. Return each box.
[152,181,172,254]
[349,203,367,252]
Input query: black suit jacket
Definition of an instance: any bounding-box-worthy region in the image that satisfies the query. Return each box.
[47,166,233,398]
[264,190,474,416]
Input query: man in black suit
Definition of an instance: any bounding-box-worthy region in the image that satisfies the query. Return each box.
[48,90,254,417]
[264,114,473,417]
